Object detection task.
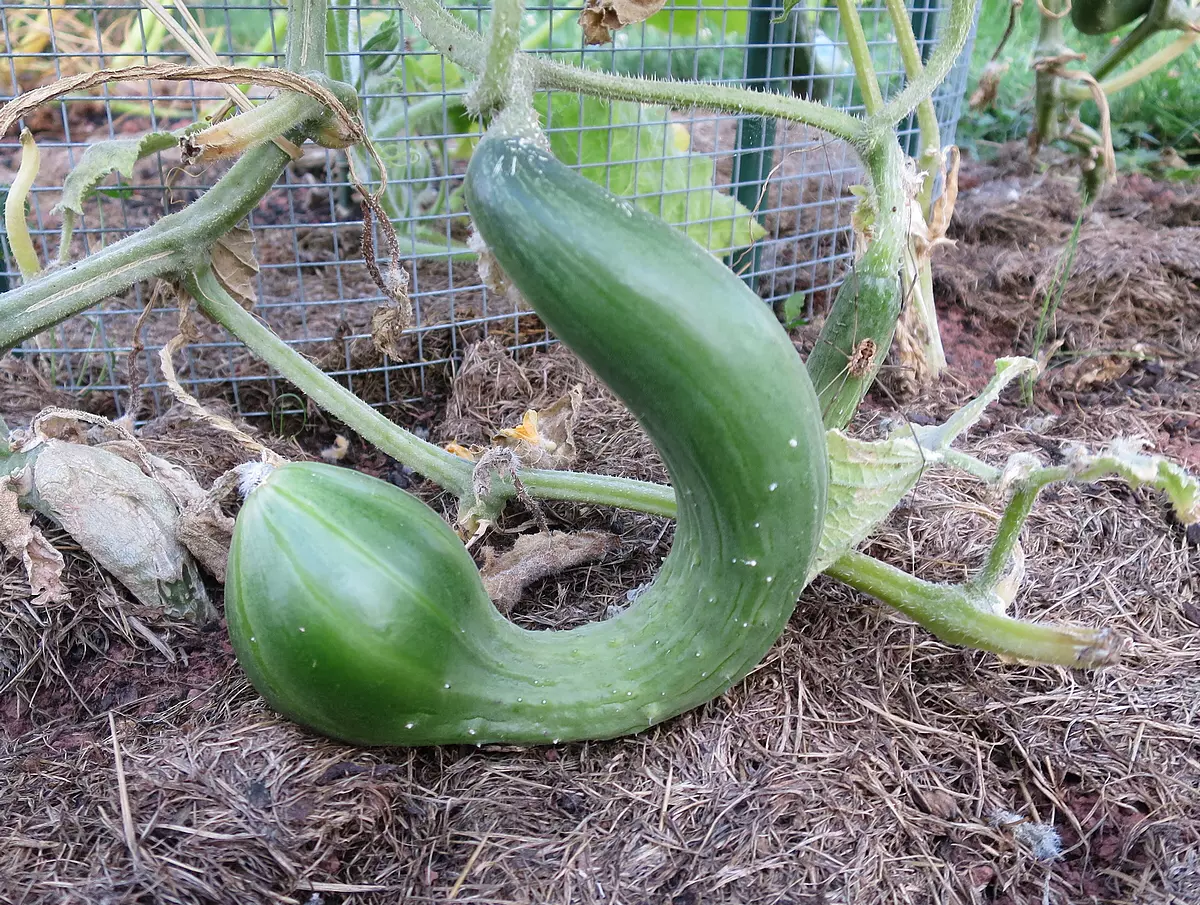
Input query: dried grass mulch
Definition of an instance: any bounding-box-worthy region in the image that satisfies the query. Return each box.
[3,337,1199,905]
[936,154,1200,363]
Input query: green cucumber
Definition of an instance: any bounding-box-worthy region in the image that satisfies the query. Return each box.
[804,238,901,430]
[1070,0,1152,34]
[226,126,828,747]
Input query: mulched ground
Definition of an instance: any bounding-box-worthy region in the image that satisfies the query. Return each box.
[1,150,1199,905]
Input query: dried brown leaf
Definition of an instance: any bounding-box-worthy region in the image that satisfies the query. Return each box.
[1060,355,1133,391]
[178,505,234,583]
[492,385,583,470]
[211,223,259,309]
[0,479,67,605]
[579,0,666,45]
[370,301,413,361]
[22,440,214,621]
[481,529,619,612]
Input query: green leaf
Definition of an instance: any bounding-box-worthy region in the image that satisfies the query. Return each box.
[781,291,806,327]
[812,429,927,577]
[539,93,764,254]
[360,11,403,76]
[53,132,179,218]
[649,0,749,35]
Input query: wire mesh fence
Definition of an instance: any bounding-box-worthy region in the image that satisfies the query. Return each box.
[0,0,976,420]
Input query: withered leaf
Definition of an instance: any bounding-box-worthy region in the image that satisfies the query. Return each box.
[211,223,259,309]
[1060,355,1132,391]
[370,300,413,361]
[0,481,67,606]
[481,529,619,613]
[25,440,214,622]
[579,0,667,45]
[492,385,584,470]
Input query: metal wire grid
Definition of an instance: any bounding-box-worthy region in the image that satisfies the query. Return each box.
[0,0,975,419]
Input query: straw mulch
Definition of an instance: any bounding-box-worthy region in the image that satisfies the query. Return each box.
[3,325,1198,904]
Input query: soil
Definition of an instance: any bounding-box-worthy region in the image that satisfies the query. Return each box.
[2,146,1200,905]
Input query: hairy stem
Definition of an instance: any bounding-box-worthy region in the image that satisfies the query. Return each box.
[1098,30,1200,95]
[971,469,1067,592]
[285,0,327,72]
[1032,0,1068,150]
[0,142,293,352]
[391,0,866,142]
[471,0,526,117]
[874,0,978,128]
[826,551,1120,667]
[884,0,946,382]
[0,0,331,352]
[883,0,941,206]
[188,267,475,495]
[836,0,885,114]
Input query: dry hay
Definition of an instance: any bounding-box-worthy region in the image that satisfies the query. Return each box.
[938,160,1200,362]
[4,341,1200,905]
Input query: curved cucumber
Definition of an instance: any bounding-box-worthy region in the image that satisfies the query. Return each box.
[226,131,828,746]
[1070,0,1152,34]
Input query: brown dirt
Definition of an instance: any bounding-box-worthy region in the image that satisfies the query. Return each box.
[937,150,1200,366]
[3,150,1200,905]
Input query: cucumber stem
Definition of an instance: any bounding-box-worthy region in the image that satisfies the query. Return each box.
[1090,0,1198,82]
[389,0,868,143]
[873,0,979,128]
[471,0,527,118]
[825,551,1121,667]
[970,467,1067,593]
[187,267,476,497]
[835,0,885,114]
[1096,29,1200,96]
[0,0,331,352]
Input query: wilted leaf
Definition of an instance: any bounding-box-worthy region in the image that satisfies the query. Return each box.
[19,440,214,622]
[969,60,1009,112]
[320,435,350,463]
[812,358,1039,576]
[580,0,667,44]
[0,480,67,605]
[53,132,179,217]
[813,430,927,577]
[493,385,583,470]
[481,530,618,612]
[370,300,413,361]
[178,505,234,583]
[211,223,259,309]
[1063,438,1200,526]
[101,440,234,582]
[1060,355,1131,390]
[446,442,478,461]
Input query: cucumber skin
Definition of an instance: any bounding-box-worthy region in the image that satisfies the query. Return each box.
[804,240,901,430]
[226,134,828,747]
[1070,0,1152,33]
